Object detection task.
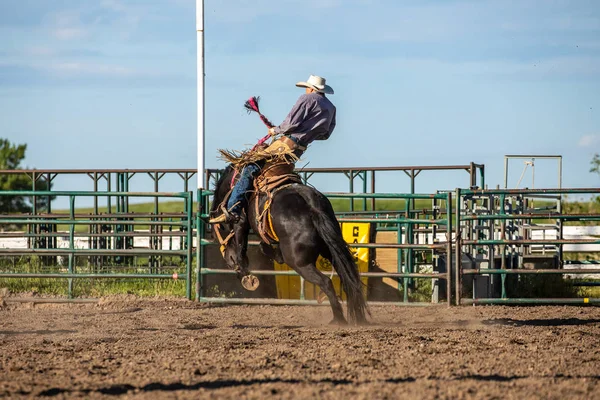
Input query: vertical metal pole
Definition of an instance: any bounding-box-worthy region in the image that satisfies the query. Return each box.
[480,164,485,189]
[403,197,409,302]
[499,193,507,298]
[405,198,413,291]
[455,189,461,305]
[197,0,205,192]
[196,0,206,301]
[107,173,112,214]
[93,172,98,215]
[362,171,367,211]
[503,156,509,188]
[68,195,75,299]
[196,189,204,301]
[349,170,354,212]
[557,156,563,266]
[370,170,376,211]
[186,192,193,300]
[446,192,452,306]
[469,162,476,187]
[397,219,403,296]
[531,158,535,189]
[154,172,159,215]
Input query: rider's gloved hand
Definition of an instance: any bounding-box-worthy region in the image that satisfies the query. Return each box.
[268,127,276,136]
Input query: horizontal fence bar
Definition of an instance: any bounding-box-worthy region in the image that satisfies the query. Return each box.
[460,188,599,195]
[461,214,600,221]
[199,297,438,306]
[199,215,448,226]
[324,192,449,200]
[565,260,600,265]
[17,232,187,238]
[0,213,189,219]
[199,268,447,279]
[198,191,449,201]
[0,249,188,255]
[336,218,448,225]
[200,239,447,250]
[463,239,600,245]
[0,273,185,279]
[0,191,190,198]
[0,219,189,226]
[462,268,600,275]
[4,165,480,175]
[462,298,600,305]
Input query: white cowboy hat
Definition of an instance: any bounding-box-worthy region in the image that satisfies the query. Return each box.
[296,75,334,94]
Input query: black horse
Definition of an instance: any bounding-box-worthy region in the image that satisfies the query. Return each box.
[209,165,368,325]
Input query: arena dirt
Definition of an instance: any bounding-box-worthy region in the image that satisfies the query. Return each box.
[1,295,599,399]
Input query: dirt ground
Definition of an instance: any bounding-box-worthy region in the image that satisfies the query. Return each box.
[1,296,599,400]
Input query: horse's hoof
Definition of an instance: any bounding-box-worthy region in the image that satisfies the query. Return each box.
[329,318,347,326]
[241,275,260,291]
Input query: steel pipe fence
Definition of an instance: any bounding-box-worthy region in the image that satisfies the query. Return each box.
[197,189,454,306]
[3,167,598,307]
[0,191,194,299]
[455,187,600,306]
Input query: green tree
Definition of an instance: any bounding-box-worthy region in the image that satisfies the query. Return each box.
[591,153,600,206]
[591,153,600,177]
[0,139,51,214]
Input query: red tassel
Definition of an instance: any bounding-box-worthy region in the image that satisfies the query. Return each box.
[244,96,274,128]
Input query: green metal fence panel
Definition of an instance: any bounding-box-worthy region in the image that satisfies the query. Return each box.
[455,187,600,306]
[196,189,454,306]
[0,190,194,299]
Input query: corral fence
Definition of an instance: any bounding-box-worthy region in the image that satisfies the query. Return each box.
[197,191,455,306]
[0,190,194,299]
[1,164,598,306]
[196,164,485,305]
[455,187,600,305]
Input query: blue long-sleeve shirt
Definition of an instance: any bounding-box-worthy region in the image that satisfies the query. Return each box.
[272,92,336,146]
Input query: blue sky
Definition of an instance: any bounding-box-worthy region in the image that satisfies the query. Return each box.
[1,0,599,197]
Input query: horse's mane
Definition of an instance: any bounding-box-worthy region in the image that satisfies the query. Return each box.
[210,165,233,213]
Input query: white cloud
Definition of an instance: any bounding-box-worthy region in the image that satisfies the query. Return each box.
[578,134,600,147]
[26,47,56,57]
[100,0,128,13]
[49,62,135,76]
[44,10,87,40]
[53,27,86,40]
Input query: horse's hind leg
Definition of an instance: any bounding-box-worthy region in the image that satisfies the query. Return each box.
[294,264,346,325]
[259,242,284,264]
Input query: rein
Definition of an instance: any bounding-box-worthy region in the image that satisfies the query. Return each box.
[213,223,235,257]
[212,187,236,256]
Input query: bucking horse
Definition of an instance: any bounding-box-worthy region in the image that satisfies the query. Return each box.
[209,164,369,325]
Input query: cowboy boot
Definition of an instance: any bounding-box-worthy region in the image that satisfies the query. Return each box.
[208,203,241,224]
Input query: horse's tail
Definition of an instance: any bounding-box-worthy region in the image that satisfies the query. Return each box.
[309,204,369,324]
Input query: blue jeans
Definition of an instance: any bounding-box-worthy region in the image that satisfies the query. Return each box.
[227,163,261,215]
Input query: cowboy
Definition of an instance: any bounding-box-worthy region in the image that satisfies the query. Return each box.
[209,75,337,224]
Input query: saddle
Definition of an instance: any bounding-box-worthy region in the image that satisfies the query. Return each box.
[251,161,302,244]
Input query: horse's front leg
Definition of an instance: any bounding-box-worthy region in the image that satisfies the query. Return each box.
[235,247,260,291]
[227,219,260,291]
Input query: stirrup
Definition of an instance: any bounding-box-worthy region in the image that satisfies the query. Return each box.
[208,213,228,224]
[208,203,241,224]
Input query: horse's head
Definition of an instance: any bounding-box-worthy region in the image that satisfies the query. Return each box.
[210,165,258,290]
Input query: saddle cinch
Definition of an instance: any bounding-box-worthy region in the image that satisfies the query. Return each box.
[250,161,302,244]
